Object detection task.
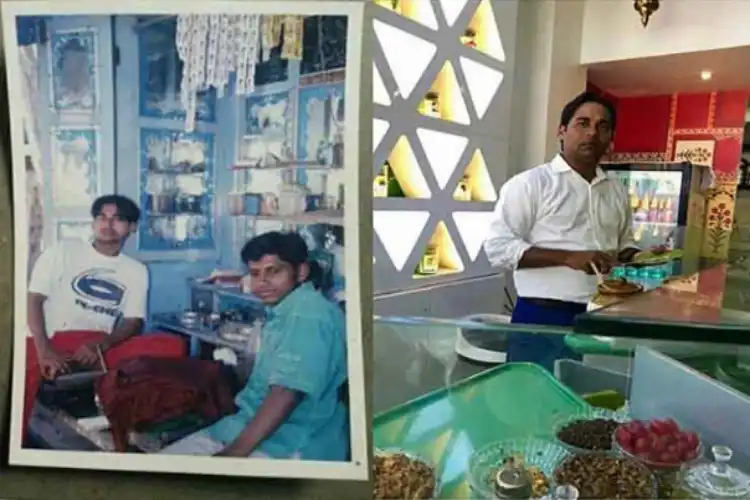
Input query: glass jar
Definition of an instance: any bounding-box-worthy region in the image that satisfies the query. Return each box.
[681,445,750,499]
[494,457,533,499]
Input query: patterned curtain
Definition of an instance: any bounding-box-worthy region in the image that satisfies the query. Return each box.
[174,14,304,132]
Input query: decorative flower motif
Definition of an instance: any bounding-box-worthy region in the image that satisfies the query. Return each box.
[676,147,712,164]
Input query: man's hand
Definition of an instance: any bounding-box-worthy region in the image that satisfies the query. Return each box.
[214,445,243,457]
[563,251,617,275]
[37,344,69,380]
[72,343,100,366]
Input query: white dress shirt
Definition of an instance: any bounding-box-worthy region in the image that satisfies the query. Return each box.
[484,155,637,304]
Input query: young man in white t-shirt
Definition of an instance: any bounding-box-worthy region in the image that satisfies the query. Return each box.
[23,194,149,441]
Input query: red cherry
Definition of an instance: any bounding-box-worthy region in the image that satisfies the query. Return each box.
[628,421,647,435]
[684,431,699,448]
[649,420,667,435]
[652,437,666,452]
[635,437,651,453]
[660,452,679,464]
[616,427,633,447]
[663,418,680,433]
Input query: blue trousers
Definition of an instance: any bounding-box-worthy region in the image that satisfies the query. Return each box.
[507,297,584,372]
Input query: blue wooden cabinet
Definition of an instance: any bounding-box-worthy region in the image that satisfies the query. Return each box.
[35,15,116,248]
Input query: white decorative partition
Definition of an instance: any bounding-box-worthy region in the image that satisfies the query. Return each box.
[371,0,516,294]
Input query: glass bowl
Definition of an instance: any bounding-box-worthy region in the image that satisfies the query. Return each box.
[553,452,659,499]
[467,438,571,499]
[373,447,441,499]
[552,407,631,455]
[611,424,704,498]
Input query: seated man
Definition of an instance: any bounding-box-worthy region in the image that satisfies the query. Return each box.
[161,231,349,461]
[23,195,185,443]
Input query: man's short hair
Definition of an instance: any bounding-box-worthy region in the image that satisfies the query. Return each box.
[559,91,617,132]
[241,231,309,267]
[91,194,141,224]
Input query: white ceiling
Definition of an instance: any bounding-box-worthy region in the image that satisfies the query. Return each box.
[586,46,750,97]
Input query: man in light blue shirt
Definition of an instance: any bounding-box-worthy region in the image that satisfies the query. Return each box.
[161,231,348,460]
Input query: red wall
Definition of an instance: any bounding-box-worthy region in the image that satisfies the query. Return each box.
[587,82,749,259]
[587,83,748,181]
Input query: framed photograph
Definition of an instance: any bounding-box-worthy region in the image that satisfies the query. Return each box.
[48,28,98,112]
[238,90,293,166]
[3,0,370,482]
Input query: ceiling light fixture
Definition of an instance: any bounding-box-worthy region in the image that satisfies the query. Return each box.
[634,0,660,27]
[700,70,712,81]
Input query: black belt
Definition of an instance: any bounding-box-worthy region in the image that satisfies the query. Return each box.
[521,297,584,309]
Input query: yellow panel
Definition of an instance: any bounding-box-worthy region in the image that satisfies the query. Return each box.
[452,149,497,202]
[418,62,470,125]
[413,220,465,279]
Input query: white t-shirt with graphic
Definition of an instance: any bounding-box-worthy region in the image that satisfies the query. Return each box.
[28,240,149,336]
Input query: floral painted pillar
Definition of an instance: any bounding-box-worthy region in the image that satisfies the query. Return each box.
[703,172,739,258]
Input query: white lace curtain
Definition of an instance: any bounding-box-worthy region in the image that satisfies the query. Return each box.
[175,14,304,132]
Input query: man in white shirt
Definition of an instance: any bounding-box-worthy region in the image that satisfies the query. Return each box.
[24,194,149,440]
[484,92,640,371]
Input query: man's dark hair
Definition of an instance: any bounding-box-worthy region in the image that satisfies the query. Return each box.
[241,231,323,288]
[559,91,617,132]
[91,194,141,224]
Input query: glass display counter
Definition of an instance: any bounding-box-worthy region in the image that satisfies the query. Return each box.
[373,294,750,498]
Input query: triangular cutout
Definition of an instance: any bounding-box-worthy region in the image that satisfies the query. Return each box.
[416,128,468,190]
[452,149,497,202]
[452,212,494,262]
[413,220,465,278]
[373,118,389,152]
[419,61,470,125]
[374,20,437,100]
[374,210,430,271]
[438,0,469,27]
[459,57,504,120]
[400,0,439,30]
[373,63,390,106]
[375,135,431,198]
[466,0,505,61]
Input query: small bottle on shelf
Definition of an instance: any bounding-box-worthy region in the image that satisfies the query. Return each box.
[416,244,439,275]
[453,175,472,201]
[460,28,477,48]
[420,91,441,119]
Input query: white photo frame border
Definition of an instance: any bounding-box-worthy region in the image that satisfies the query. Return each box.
[3,0,372,482]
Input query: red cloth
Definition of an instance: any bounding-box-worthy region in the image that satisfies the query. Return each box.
[96,357,236,451]
[23,330,187,443]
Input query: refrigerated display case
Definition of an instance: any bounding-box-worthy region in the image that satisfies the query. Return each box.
[601,162,709,256]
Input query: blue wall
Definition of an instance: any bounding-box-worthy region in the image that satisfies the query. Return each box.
[35,14,347,326]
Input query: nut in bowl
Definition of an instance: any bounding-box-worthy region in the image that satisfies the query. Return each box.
[554,453,658,499]
[553,408,629,454]
[373,448,440,500]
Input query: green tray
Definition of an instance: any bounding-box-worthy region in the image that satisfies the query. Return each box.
[373,363,588,499]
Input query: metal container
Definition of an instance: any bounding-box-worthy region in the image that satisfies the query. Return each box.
[495,459,533,499]
[180,310,200,327]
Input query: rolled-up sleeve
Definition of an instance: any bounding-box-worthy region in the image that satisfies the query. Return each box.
[483,174,537,271]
